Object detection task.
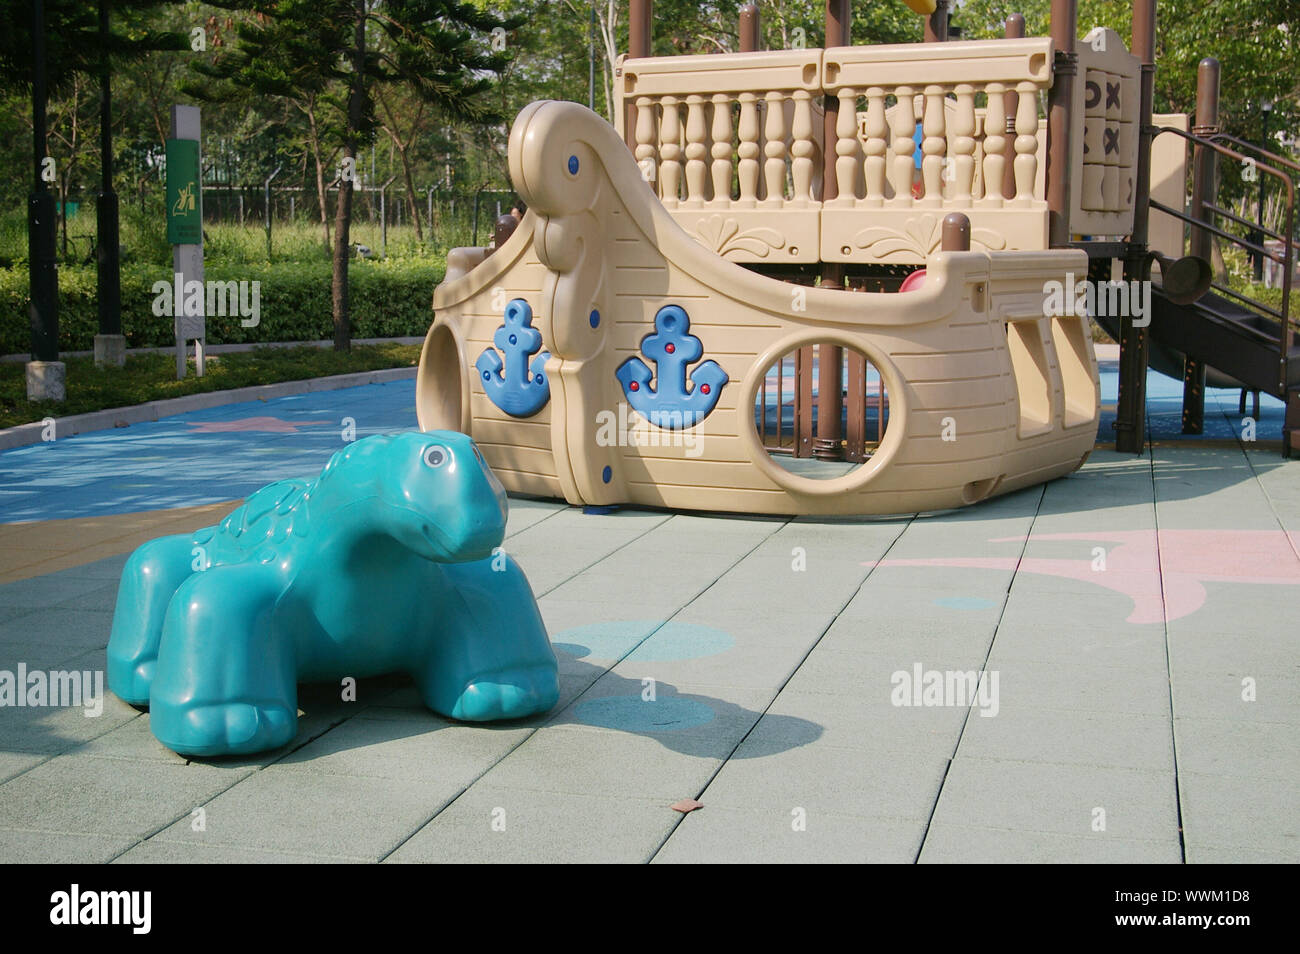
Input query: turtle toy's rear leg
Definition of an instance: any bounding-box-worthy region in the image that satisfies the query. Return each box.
[106,532,205,706]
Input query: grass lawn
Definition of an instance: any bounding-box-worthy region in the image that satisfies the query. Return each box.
[0,343,422,430]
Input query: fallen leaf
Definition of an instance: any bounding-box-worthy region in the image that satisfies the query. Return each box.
[670,798,703,814]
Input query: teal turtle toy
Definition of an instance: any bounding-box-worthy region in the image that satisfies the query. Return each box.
[106,431,559,756]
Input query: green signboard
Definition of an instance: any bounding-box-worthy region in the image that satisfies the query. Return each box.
[166,138,201,245]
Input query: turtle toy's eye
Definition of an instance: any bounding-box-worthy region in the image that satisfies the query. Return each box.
[471,444,485,466]
[423,445,447,468]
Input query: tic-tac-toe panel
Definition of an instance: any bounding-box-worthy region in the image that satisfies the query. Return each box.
[1069,28,1140,236]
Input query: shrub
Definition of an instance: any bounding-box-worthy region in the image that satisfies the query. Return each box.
[0,257,442,355]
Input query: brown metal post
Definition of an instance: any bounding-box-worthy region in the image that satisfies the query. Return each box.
[925,0,950,42]
[1181,56,1220,434]
[740,3,760,52]
[1189,58,1220,263]
[817,0,850,461]
[1115,0,1157,453]
[942,212,971,250]
[492,213,517,252]
[1046,0,1078,247]
[1002,14,1025,200]
[625,0,652,150]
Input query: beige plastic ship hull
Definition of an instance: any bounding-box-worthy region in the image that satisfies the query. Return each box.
[417,101,1099,516]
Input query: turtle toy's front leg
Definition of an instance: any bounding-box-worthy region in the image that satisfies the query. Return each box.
[411,554,559,722]
[148,564,299,757]
[107,532,206,705]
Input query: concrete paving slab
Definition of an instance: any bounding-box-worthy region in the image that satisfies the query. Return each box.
[667,606,838,646]
[816,612,998,663]
[654,805,925,863]
[608,642,810,692]
[756,687,967,755]
[0,753,47,785]
[548,674,772,744]
[1171,673,1300,725]
[1177,771,1299,858]
[0,754,243,841]
[0,607,114,650]
[697,736,950,821]
[473,724,732,801]
[0,828,140,863]
[275,716,532,783]
[149,768,445,860]
[1172,716,1300,781]
[781,648,993,699]
[976,657,1173,716]
[1184,844,1300,864]
[955,707,1175,771]
[387,788,679,864]
[115,839,366,863]
[929,756,1179,843]
[0,697,139,756]
[0,574,117,610]
[919,822,1183,864]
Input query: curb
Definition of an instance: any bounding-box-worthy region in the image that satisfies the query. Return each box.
[0,366,417,451]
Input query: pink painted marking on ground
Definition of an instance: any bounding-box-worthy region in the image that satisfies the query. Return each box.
[869,530,1300,624]
[186,417,331,434]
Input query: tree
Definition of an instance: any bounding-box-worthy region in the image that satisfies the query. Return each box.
[189,0,519,351]
[0,0,185,371]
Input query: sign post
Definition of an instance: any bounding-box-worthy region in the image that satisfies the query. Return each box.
[167,105,204,378]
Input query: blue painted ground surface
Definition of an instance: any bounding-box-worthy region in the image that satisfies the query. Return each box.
[0,382,417,523]
[0,360,1285,524]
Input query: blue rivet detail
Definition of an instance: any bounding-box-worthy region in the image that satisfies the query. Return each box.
[567,155,579,175]
[589,309,600,329]
[601,466,612,484]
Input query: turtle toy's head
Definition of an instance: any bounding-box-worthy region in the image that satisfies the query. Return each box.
[366,431,509,562]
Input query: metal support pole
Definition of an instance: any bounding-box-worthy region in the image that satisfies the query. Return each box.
[1182,56,1220,435]
[1253,103,1271,282]
[95,0,123,368]
[1115,0,1157,453]
[1047,0,1078,248]
[816,0,851,462]
[264,165,282,260]
[626,0,652,149]
[925,0,950,42]
[740,3,760,52]
[27,0,63,399]
[588,3,596,110]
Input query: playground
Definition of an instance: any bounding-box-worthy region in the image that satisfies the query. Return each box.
[1,0,1297,866]
[0,352,1295,862]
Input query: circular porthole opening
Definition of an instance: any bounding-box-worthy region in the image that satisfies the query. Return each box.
[416,322,465,433]
[753,342,891,480]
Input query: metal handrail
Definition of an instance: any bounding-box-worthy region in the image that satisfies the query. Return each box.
[1209,133,1300,176]
[1151,125,1295,393]
[1148,198,1282,262]
[1206,280,1288,323]
[1202,201,1289,246]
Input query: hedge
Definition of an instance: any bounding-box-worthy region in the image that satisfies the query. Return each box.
[0,257,444,355]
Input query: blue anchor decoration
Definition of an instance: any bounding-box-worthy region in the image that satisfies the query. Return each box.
[476,299,551,418]
[615,305,728,429]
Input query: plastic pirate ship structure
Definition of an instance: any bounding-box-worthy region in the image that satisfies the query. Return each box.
[415,0,1299,516]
